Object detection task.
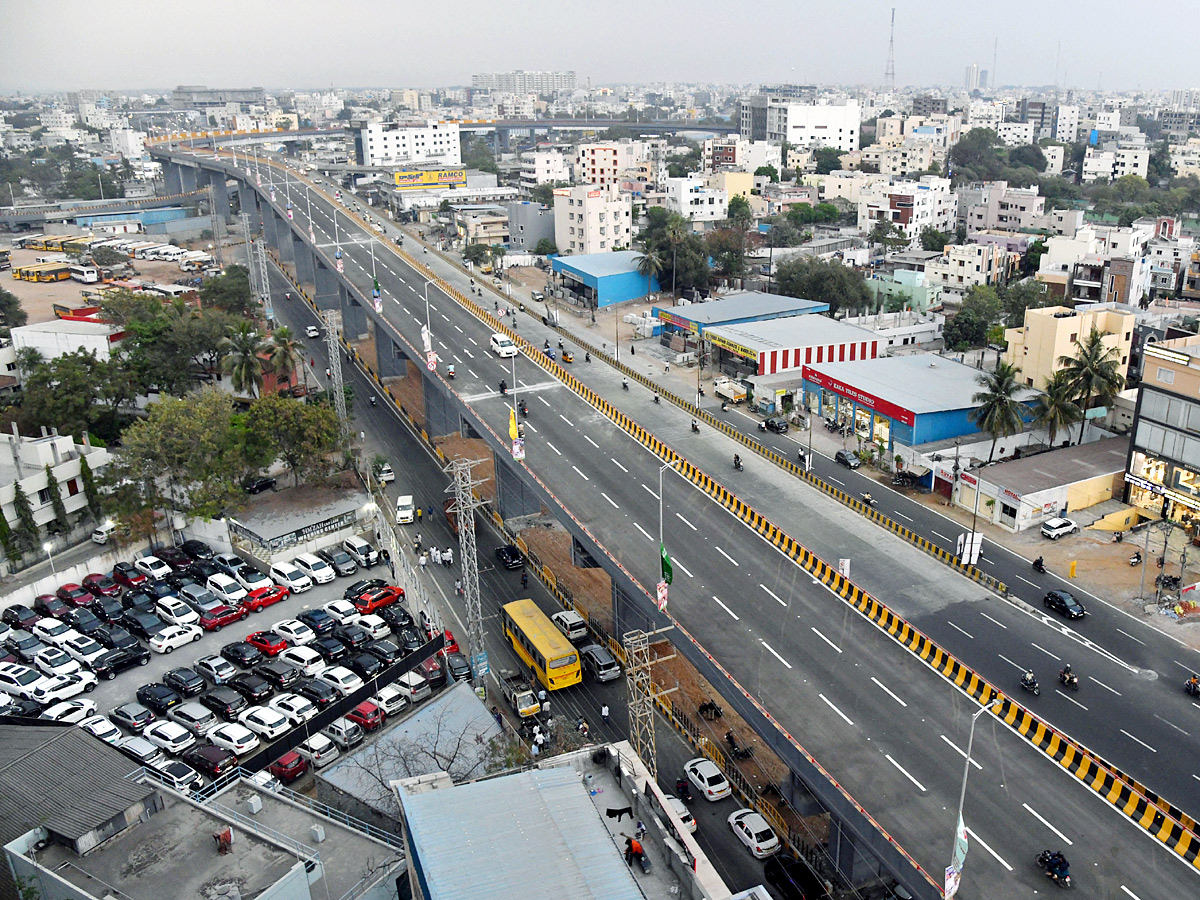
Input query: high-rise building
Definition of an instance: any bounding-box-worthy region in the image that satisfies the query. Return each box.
[765,100,860,153]
[553,184,632,255]
[471,70,576,95]
[965,64,980,93]
[912,95,948,117]
[356,121,461,167]
[170,85,266,110]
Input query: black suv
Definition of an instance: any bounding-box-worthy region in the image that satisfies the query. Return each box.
[379,605,414,631]
[92,647,151,680]
[220,641,263,669]
[199,686,248,720]
[1044,589,1086,620]
[757,416,789,434]
[310,636,347,663]
[296,677,339,709]
[345,653,384,681]
[255,660,301,691]
[364,639,402,665]
[163,667,206,697]
[93,624,140,652]
[297,609,336,636]
[180,539,214,561]
[136,682,182,715]
[228,672,273,704]
[121,611,166,641]
[342,578,387,603]
[332,624,370,651]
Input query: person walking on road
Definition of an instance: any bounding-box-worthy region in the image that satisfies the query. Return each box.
[521,571,529,589]
[601,703,610,724]
[443,546,453,567]
[431,547,441,566]
[416,506,424,523]
[418,552,428,572]
[455,578,463,597]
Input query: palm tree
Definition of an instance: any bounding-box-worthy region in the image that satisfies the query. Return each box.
[665,218,688,300]
[970,362,1031,462]
[634,248,665,299]
[1057,327,1125,444]
[269,325,305,394]
[221,322,265,397]
[1034,370,1083,447]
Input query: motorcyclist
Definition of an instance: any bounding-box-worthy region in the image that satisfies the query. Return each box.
[369,395,376,406]
[733,453,742,470]
[1188,674,1200,695]
[1021,669,1037,688]
[499,379,507,395]
[1047,851,1069,882]
[1059,664,1076,686]
[1034,555,1045,572]
[863,492,874,505]
[622,376,629,390]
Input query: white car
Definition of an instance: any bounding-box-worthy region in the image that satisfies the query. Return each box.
[295,732,340,769]
[664,795,697,834]
[685,757,732,802]
[305,325,320,338]
[62,634,107,669]
[269,562,313,593]
[35,646,82,678]
[31,671,98,704]
[235,565,271,592]
[1041,517,1079,540]
[490,332,518,358]
[134,556,173,580]
[155,597,201,627]
[0,663,51,700]
[238,705,291,740]
[78,714,122,745]
[728,808,780,858]
[316,666,364,697]
[370,686,408,717]
[41,698,97,724]
[31,618,81,648]
[322,599,361,626]
[208,722,260,755]
[294,553,335,584]
[277,646,325,676]
[149,624,203,654]
[207,573,248,604]
[142,720,197,755]
[269,692,318,726]
[273,619,316,646]
[356,614,390,641]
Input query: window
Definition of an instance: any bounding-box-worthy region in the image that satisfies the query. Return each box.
[1155,367,1175,385]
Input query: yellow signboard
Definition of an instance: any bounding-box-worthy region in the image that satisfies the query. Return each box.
[393,169,467,191]
[706,330,758,360]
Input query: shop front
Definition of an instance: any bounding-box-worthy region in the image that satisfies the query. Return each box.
[1125,450,1200,522]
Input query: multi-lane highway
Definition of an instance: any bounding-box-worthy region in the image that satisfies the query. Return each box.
[172,147,1200,897]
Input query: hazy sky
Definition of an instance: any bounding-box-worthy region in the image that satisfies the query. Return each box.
[1,0,1190,94]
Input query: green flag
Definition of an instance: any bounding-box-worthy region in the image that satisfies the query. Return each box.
[660,543,673,585]
[372,276,381,297]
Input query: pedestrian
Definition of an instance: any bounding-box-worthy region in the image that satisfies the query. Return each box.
[443,546,453,567]
[537,688,547,704]
[419,552,428,572]
[521,571,529,589]
[431,547,441,566]
[542,697,550,717]
[536,731,546,750]
[630,343,635,356]
[416,506,423,523]
[491,705,503,726]
[664,362,669,373]
[531,740,540,758]
[601,703,610,724]
[310,358,315,369]
[413,533,423,551]
[455,578,463,597]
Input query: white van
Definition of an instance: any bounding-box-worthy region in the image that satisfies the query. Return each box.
[551,610,589,644]
[91,522,118,545]
[396,670,431,704]
[396,495,414,524]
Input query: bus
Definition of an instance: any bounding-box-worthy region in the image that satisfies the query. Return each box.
[500,599,582,691]
[29,262,72,282]
[68,264,99,284]
[25,235,73,252]
[63,236,96,255]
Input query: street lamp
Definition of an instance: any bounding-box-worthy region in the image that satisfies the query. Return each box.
[950,699,1003,885]
[44,542,56,575]
[658,460,681,574]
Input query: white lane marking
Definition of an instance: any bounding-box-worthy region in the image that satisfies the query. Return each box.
[584,435,599,448]
[871,677,907,707]
[463,349,474,359]
[760,584,786,607]
[827,477,844,486]
[611,458,628,472]
[940,734,982,770]
[931,531,950,541]
[818,693,854,726]
[964,827,1011,871]
[760,640,792,669]
[1031,642,1061,661]
[545,442,561,456]
[1171,659,1194,673]
[634,523,653,541]
[675,513,697,531]
[642,484,660,500]
[1054,690,1088,710]
[885,754,926,792]
[674,559,693,578]
[437,340,448,350]
[538,396,551,407]
[811,627,842,654]
[1088,675,1121,696]
[894,512,913,522]
[980,612,1008,629]
[559,414,574,427]
[1120,887,1143,900]
[715,546,739,566]
[1022,803,1073,845]
[1014,574,1038,587]
[524,422,538,433]
[947,621,974,639]
[468,337,478,346]
[1115,628,1145,645]
[467,369,479,379]
[1120,729,1157,753]
[572,465,589,481]
[997,654,1024,671]
[454,324,463,333]
[1154,713,1190,736]
[712,596,740,620]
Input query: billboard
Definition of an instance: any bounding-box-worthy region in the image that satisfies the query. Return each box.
[393,169,467,191]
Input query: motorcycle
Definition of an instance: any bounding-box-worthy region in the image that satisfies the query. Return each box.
[622,378,629,391]
[369,395,377,407]
[447,364,455,379]
[1156,573,1181,591]
[1129,551,1141,567]
[1185,677,1200,698]
[1033,557,1047,574]
[725,729,755,760]
[675,777,693,803]
[1058,669,1079,691]
[733,456,743,472]
[698,700,724,720]
[518,399,528,418]
[721,401,729,412]
[691,419,700,433]
[1035,851,1073,889]
[653,394,661,404]
[499,381,508,396]
[861,493,877,508]
[1020,672,1041,696]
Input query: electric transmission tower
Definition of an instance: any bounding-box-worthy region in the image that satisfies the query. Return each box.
[254,230,272,326]
[207,183,224,267]
[444,458,489,688]
[622,627,676,781]
[322,309,347,436]
[884,8,896,93]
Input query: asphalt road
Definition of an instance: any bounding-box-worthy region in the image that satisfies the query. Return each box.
[180,152,1200,897]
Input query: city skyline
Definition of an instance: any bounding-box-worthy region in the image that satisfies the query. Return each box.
[1,0,1194,95]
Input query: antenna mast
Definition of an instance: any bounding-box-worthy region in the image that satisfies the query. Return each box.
[884,8,896,93]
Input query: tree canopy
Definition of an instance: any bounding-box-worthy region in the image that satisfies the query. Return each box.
[199,265,255,317]
[773,257,870,314]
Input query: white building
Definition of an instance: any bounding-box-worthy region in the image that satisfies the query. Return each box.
[857,176,957,245]
[816,169,891,203]
[520,148,572,189]
[1171,138,1200,178]
[359,121,461,167]
[40,108,77,132]
[701,137,781,173]
[575,141,646,187]
[925,243,1014,301]
[664,176,728,230]
[1043,145,1064,175]
[996,121,1036,147]
[553,184,633,256]
[1114,146,1150,180]
[1082,144,1150,183]
[877,142,935,176]
[766,100,860,153]
[11,321,121,362]
[108,128,145,159]
[471,70,576,94]
[966,101,1004,132]
[1054,105,1080,143]
[960,181,1045,231]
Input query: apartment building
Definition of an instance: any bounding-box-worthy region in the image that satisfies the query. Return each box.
[471,70,576,95]
[40,107,77,131]
[553,184,633,255]
[766,100,860,153]
[520,147,572,189]
[959,181,1045,231]
[1054,105,1080,143]
[857,176,958,245]
[575,141,645,187]
[1171,138,1200,178]
[878,142,935,177]
[996,121,1036,147]
[357,120,461,167]
[665,176,728,230]
[819,169,891,203]
[1081,144,1149,183]
[701,137,781,173]
[925,243,1015,301]
[912,95,948,116]
[1004,304,1133,389]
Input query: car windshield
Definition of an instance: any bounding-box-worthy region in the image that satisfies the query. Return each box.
[548,653,578,669]
[705,772,724,786]
[753,826,774,842]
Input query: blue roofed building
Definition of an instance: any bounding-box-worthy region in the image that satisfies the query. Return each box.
[551,250,659,309]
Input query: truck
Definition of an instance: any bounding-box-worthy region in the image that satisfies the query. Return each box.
[499,669,540,719]
[713,377,747,405]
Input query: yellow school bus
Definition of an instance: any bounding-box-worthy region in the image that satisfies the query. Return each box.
[500,598,582,691]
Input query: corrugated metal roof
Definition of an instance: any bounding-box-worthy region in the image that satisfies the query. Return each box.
[706,314,878,352]
[0,723,152,841]
[401,767,643,900]
[553,250,643,279]
[656,291,828,326]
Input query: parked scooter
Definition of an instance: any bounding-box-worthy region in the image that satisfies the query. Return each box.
[675,777,693,803]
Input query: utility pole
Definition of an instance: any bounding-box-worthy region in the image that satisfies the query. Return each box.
[208,183,224,267]
[445,458,489,689]
[622,627,676,781]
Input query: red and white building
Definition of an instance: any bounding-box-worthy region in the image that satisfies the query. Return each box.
[704,316,881,377]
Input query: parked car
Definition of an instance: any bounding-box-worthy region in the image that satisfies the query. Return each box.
[155,547,194,571]
[238,705,291,741]
[370,686,408,718]
[41,699,97,726]
[120,589,156,614]
[243,475,277,494]
[396,626,423,653]
[296,677,340,709]
[82,573,122,598]
[418,656,445,689]
[211,553,243,578]
[136,682,182,714]
[341,536,379,568]
[295,553,335,584]
[111,562,148,590]
[179,539,215,561]
[93,625,139,653]
[110,702,157,732]
[35,646,81,678]
[34,595,70,619]
[354,586,403,615]
[168,701,218,738]
[31,671,97,704]
[5,630,47,664]
[133,556,172,580]
[121,611,167,642]
[92,647,152,680]
[2,606,41,631]
[198,686,249,721]
[685,757,731,801]
[444,652,471,682]
[297,608,335,636]
[343,578,387,603]
[88,595,125,623]
[268,751,309,783]
[834,449,861,469]
[378,605,414,631]
[199,604,249,632]
[61,608,103,638]
[269,562,313,593]
[142,720,196,756]
[310,636,348,664]
[728,808,781,858]
[151,759,204,793]
[294,733,340,769]
[62,634,107,669]
[345,700,385,732]
[246,631,288,656]
[117,735,166,768]
[241,585,290,614]
[345,653,384,682]
[220,641,264,669]
[255,659,302,691]
[78,714,123,745]
[322,716,364,750]
[580,643,620,682]
[207,574,248,605]
[364,639,402,666]
[195,654,238,685]
[180,584,227,617]
[234,564,271,593]
[1041,517,1079,540]
[316,666,364,697]
[184,560,221,584]
[332,624,371,651]
[32,618,80,648]
[182,744,238,778]
[155,597,201,627]
[163,667,206,697]
[317,547,358,578]
[323,599,361,626]
[55,583,96,608]
[229,672,274,704]
[269,692,319,726]
[272,619,315,646]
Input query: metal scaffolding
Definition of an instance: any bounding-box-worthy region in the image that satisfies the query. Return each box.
[322,308,347,437]
[622,627,676,781]
[207,183,224,268]
[445,457,490,687]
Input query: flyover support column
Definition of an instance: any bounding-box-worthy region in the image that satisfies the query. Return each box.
[164,163,183,195]
[238,180,259,227]
[207,171,232,224]
[179,165,198,194]
[292,236,315,288]
[422,377,460,437]
[276,212,295,265]
[314,259,340,311]
[261,202,280,251]
[340,284,367,341]
[493,454,544,521]
[375,334,409,379]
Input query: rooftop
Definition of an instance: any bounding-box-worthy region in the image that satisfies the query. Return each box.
[705,314,878,353]
[806,354,1038,414]
[981,436,1131,496]
[552,250,644,279]
[656,290,828,326]
[227,470,367,543]
[11,319,118,336]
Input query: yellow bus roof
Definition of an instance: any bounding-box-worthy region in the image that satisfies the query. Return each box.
[502,598,576,661]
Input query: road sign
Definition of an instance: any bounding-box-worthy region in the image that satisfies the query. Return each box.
[426,350,438,371]
[656,580,668,611]
[838,558,850,577]
[470,651,489,678]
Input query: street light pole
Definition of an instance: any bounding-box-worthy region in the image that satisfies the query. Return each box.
[658,460,680,552]
[44,542,56,575]
[950,700,1002,884]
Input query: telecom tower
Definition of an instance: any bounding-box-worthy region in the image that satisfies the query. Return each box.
[622,627,676,781]
[444,458,489,688]
[883,8,896,94]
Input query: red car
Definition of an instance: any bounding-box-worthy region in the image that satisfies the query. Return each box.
[354,586,403,615]
[424,623,460,654]
[241,585,290,613]
[82,573,122,598]
[112,562,147,590]
[268,750,309,783]
[346,700,385,732]
[246,630,288,656]
[199,604,250,632]
[56,583,96,607]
